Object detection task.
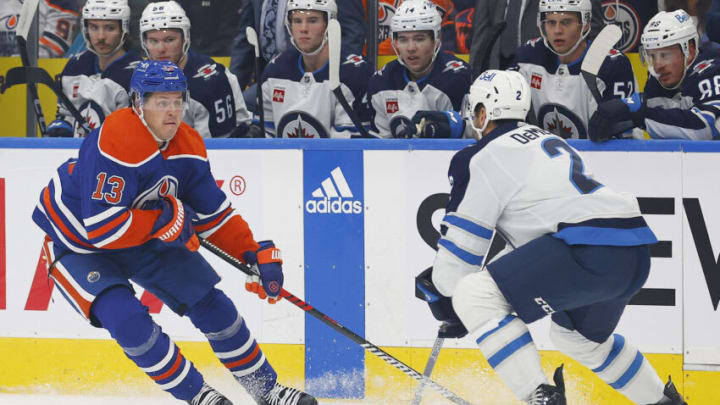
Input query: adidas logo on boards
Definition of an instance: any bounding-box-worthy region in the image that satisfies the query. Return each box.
[305,167,363,214]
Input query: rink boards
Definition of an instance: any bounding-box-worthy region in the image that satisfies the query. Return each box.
[0,138,719,404]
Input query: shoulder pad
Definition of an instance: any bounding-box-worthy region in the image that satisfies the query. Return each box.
[98,108,159,166]
[164,124,208,159]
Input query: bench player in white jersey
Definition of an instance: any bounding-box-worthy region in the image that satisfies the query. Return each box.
[510,0,636,139]
[259,0,372,138]
[0,0,78,57]
[415,70,687,405]
[140,1,253,138]
[590,9,720,141]
[365,0,472,139]
[46,0,142,138]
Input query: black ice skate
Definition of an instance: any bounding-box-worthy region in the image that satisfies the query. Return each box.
[256,382,318,405]
[188,383,233,405]
[527,364,567,405]
[647,376,688,405]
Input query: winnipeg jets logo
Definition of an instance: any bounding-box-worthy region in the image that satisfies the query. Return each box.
[277,111,328,138]
[343,54,365,66]
[193,63,219,79]
[442,60,467,73]
[692,59,714,76]
[125,60,141,70]
[538,104,587,139]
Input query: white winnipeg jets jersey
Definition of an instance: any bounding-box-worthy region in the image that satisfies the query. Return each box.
[183,51,252,138]
[433,122,656,284]
[260,48,372,138]
[0,0,78,57]
[365,52,472,138]
[511,38,636,139]
[56,50,141,137]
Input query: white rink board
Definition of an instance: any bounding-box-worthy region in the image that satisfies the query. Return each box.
[363,149,684,354]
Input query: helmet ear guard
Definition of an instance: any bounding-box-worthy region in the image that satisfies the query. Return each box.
[467,70,531,133]
[82,0,131,56]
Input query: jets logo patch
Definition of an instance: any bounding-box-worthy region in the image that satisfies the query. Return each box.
[692,59,714,76]
[343,54,365,66]
[193,64,219,79]
[442,60,467,73]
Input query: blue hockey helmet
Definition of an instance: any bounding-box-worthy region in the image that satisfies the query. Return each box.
[129,60,187,102]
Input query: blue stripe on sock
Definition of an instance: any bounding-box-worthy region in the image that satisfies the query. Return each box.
[487,332,533,368]
[610,351,644,389]
[592,334,625,373]
[476,315,516,344]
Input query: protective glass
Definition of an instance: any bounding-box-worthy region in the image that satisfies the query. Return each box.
[141,92,187,112]
[640,45,683,70]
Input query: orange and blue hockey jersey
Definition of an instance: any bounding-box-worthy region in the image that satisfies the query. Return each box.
[32,107,260,259]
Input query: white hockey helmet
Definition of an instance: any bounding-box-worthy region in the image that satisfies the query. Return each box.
[537,0,592,57]
[139,1,191,60]
[81,0,131,56]
[466,70,531,133]
[285,0,337,56]
[390,0,443,69]
[640,10,698,89]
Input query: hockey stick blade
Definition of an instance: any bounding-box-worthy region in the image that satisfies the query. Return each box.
[581,24,621,103]
[246,26,260,58]
[4,66,91,135]
[245,26,266,137]
[327,19,372,138]
[199,237,476,405]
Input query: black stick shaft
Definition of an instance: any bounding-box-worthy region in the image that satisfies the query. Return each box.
[199,237,475,405]
[17,37,47,136]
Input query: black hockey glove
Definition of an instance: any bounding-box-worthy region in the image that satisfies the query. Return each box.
[415,267,468,338]
[411,110,465,138]
[47,119,74,137]
[589,93,645,142]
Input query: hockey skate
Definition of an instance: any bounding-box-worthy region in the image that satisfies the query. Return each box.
[187,383,233,405]
[256,382,318,405]
[527,364,567,405]
[647,376,688,405]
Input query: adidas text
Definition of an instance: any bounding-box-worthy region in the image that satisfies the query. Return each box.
[305,198,362,214]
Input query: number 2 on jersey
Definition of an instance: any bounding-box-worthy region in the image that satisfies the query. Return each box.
[92,172,125,204]
[541,138,602,194]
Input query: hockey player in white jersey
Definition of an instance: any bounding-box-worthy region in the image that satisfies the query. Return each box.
[511,0,636,139]
[46,0,142,137]
[365,0,471,138]
[140,1,253,138]
[259,0,372,138]
[416,70,687,405]
[0,0,79,57]
[590,9,720,141]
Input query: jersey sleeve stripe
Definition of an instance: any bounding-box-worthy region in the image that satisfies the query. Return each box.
[195,206,233,232]
[51,175,88,238]
[692,108,720,139]
[84,206,125,226]
[35,203,95,254]
[437,238,485,266]
[197,211,236,238]
[87,210,131,240]
[442,214,494,239]
[41,187,95,249]
[39,37,64,57]
[196,199,231,220]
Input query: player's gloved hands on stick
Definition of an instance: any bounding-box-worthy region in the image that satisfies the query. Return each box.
[589,93,645,142]
[243,240,284,304]
[415,267,468,338]
[149,195,199,252]
[47,119,74,137]
[411,110,465,139]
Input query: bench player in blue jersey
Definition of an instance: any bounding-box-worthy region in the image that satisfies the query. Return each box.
[590,9,720,141]
[32,61,317,405]
[47,0,142,138]
[139,1,253,138]
[416,70,687,405]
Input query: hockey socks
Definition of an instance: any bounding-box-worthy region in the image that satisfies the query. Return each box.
[550,324,665,404]
[92,286,204,400]
[475,314,548,401]
[188,288,277,398]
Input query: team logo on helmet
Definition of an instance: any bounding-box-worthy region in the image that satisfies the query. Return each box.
[601,1,641,52]
[278,111,328,138]
[132,176,180,209]
[193,63,218,79]
[538,104,587,139]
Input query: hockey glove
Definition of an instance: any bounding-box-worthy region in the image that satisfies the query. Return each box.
[243,240,284,304]
[589,93,645,142]
[415,267,468,338]
[149,195,199,252]
[47,119,74,137]
[411,110,465,139]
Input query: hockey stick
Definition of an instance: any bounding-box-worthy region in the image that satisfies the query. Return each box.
[16,0,47,136]
[580,24,633,136]
[199,237,475,405]
[246,26,266,137]
[410,333,445,405]
[2,66,91,135]
[327,19,373,138]
[472,21,507,80]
